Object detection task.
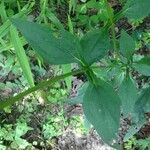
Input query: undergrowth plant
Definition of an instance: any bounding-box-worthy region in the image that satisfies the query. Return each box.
[0,0,35,87]
[0,0,150,149]
[0,115,33,149]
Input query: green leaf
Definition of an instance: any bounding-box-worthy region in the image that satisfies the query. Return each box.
[0,145,6,150]
[0,2,8,22]
[11,19,82,65]
[46,10,64,30]
[80,29,110,65]
[0,37,27,53]
[136,137,150,149]
[15,122,32,137]
[118,76,138,116]
[11,137,30,149]
[83,79,121,145]
[135,87,150,113]
[123,0,150,20]
[119,30,135,58]
[67,15,74,34]
[133,57,150,76]
[10,25,35,87]
[98,0,114,23]
[69,0,77,14]
[0,20,10,37]
[126,87,150,142]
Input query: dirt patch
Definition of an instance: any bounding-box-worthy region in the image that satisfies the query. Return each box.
[55,130,113,150]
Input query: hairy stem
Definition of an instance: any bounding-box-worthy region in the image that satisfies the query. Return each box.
[111,22,118,55]
[0,69,84,109]
[0,65,103,109]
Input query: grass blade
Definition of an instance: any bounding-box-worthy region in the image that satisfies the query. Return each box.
[0,20,10,37]
[62,64,72,90]
[0,1,8,23]
[46,10,64,30]
[10,25,34,87]
[0,37,27,52]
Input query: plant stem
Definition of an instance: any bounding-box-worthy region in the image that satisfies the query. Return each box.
[0,65,102,109]
[105,0,118,58]
[110,17,119,59]
[111,21,118,55]
[0,69,83,109]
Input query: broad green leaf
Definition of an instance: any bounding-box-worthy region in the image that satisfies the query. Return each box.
[46,10,64,30]
[119,30,135,58]
[118,76,138,116]
[135,87,150,113]
[123,0,150,20]
[11,19,82,65]
[10,25,35,87]
[83,79,121,145]
[80,29,110,65]
[133,57,150,76]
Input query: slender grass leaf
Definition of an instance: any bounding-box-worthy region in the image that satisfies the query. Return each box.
[62,64,72,90]
[46,10,64,30]
[123,0,150,20]
[69,0,77,14]
[62,13,76,88]
[61,15,75,90]
[11,19,82,65]
[80,29,110,65]
[0,37,27,52]
[10,25,34,87]
[83,79,121,145]
[118,76,138,116]
[0,2,34,38]
[97,0,114,23]
[0,1,8,23]
[133,57,150,76]
[119,30,135,59]
[11,2,35,19]
[0,20,10,37]
[0,37,6,47]
[68,15,74,34]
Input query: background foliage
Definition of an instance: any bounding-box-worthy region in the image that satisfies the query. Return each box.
[0,0,150,149]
